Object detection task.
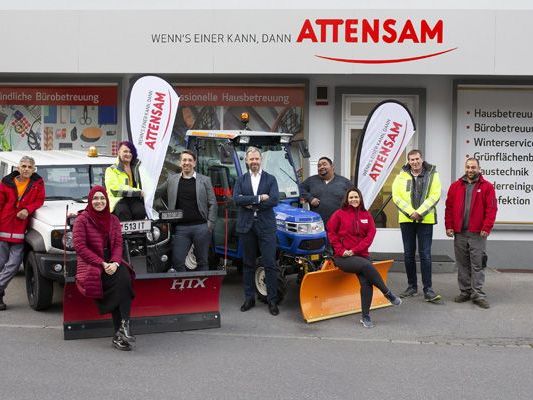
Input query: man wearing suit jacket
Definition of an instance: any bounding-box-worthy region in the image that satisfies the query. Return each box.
[233,146,280,316]
[167,150,217,271]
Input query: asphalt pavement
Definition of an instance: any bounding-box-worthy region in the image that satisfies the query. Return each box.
[1,268,532,400]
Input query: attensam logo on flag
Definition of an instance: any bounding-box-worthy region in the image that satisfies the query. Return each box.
[128,75,180,218]
[356,100,415,207]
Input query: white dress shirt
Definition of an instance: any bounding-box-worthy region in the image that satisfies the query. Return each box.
[251,169,262,200]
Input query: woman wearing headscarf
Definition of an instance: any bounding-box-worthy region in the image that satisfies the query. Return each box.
[73,186,135,351]
[105,141,147,221]
[327,187,402,329]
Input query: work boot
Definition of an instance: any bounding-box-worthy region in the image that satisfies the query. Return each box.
[399,286,418,298]
[454,293,471,303]
[424,288,442,302]
[268,302,279,316]
[384,290,402,306]
[112,334,132,351]
[0,296,6,311]
[240,298,255,312]
[472,297,490,309]
[360,316,375,329]
[119,320,136,343]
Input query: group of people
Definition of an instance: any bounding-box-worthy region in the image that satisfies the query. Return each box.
[300,150,497,328]
[0,142,497,350]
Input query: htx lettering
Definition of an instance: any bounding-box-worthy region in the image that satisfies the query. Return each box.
[170,278,207,290]
[145,91,166,150]
[369,121,401,181]
[297,19,443,44]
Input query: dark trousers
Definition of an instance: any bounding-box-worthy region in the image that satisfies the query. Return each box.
[334,255,389,318]
[172,223,210,272]
[97,266,133,333]
[454,232,487,299]
[114,197,146,221]
[240,224,278,304]
[400,222,433,292]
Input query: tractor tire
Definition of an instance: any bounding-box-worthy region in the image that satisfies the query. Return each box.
[25,251,53,311]
[255,259,287,304]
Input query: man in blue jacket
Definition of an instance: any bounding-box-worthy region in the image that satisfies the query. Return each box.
[233,146,280,316]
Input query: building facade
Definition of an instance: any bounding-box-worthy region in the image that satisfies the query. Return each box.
[1,1,532,268]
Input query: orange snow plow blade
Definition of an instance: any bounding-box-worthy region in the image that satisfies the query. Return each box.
[300,259,394,323]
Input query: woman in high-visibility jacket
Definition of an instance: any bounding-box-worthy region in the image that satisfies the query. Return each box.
[105,141,147,221]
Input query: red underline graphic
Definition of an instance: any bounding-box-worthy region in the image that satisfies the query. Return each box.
[315,47,458,64]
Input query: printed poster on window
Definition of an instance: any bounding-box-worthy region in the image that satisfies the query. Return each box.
[163,85,305,180]
[0,86,119,154]
[456,84,533,225]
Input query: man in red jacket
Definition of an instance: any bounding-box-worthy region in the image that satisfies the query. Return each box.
[0,156,45,310]
[445,157,497,309]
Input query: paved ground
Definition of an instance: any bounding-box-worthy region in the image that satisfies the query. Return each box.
[1,269,532,400]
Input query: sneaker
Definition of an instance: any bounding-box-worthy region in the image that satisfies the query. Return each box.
[454,293,471,303]
[360,316,375,329]
[472,298,490,309]
[399,286,418,298]
[424,288,442,302]
[384,290,402,306]
[112,334,132,351]
[0,297,6,311]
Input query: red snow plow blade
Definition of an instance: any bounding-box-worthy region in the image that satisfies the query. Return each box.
[300,259,394,323]
[63,271,225,340]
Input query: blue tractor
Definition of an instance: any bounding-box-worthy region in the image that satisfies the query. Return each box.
[185,129,326,302]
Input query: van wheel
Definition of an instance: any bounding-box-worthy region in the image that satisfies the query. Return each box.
[255,259,287,304]
[25,251,53,311]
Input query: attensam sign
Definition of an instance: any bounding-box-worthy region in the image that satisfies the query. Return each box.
[356,101,416,208]
[128,75,180,218]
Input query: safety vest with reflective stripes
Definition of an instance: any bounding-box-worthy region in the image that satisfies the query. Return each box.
[391,163,441,224]
[104,159,146,212]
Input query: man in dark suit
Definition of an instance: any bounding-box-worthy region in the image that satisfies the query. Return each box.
[233,146,280,316]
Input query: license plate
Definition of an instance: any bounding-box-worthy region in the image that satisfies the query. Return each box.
[160,209,183,220]
[310,254,320,261]
[121,220,152,233]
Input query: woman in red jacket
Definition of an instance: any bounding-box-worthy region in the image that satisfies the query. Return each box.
[73,185,135,351]
[327,187,401,328]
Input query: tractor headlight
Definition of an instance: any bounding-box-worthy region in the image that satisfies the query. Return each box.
[296,221,324,234]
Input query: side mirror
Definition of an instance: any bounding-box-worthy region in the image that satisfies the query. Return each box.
[294,140,310,159]
[219,143,233,164]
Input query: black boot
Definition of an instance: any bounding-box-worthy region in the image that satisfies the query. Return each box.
[119,319,136,343]
[112,334,132,351]
[0,296,6,311]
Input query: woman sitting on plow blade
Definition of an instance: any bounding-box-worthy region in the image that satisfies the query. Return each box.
[73,186,136,351]
[327,187,402,329]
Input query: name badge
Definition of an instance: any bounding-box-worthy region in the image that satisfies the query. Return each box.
[360,219,368,224]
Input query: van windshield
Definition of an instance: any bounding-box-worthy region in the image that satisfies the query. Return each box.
[38,165,109,200]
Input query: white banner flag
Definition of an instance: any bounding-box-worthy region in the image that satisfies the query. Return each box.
[356,101,415,207]
[128,75,180,218]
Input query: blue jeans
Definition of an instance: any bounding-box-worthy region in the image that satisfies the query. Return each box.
[172,223,210,272]
[400,223,433,292]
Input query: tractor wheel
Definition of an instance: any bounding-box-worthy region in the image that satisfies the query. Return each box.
[255,258,287,304]
[25,251,53,311]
